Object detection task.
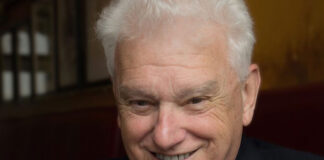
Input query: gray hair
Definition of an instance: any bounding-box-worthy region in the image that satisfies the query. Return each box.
[96,0,255,80]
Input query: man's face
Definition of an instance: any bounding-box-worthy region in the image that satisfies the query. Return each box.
[114,21,254,160]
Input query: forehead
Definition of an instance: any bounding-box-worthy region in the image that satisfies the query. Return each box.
[113,20,239,100]
[115,21,229,72]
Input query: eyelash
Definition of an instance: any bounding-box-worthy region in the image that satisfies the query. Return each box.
[187,96,209,105]
[126,97,209,108]
[128,100,152,107]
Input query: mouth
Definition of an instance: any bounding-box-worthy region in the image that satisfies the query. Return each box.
[152,150,196,160]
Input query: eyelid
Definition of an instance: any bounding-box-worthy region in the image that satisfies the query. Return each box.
[122,99,158,116]
[191,96,209,101]
[128,99,148,104]
[120,95,152,102]
[181,96,210,105]
[193,95,210,100]
[128,99,158,106]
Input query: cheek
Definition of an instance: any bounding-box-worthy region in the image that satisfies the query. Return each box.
[184,101,244,142]
[188,109,233,138]
[119,112,156,143]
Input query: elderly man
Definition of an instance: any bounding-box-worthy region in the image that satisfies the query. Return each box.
[96,0,323,160]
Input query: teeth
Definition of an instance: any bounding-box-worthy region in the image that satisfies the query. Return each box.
[179,155,185,160]
[156,152,192,160]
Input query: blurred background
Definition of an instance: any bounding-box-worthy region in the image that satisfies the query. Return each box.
[0,0,323,159]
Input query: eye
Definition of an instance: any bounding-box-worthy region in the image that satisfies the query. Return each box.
[126,99,157,115]
[189,97,206,104]
[129,100,150,107]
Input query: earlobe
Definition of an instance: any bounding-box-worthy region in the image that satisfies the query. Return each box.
[242,64,261,126]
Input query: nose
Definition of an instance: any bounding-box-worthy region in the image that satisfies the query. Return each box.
[152,105,186,150]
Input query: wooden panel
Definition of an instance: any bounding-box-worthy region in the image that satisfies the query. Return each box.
[247,0,324,90]
[245,84,324,156]
[85,0,111,82]
[0,86,125,160]
[0,107,125,160]
[0,36,3,101]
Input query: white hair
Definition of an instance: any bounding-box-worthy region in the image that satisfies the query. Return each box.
[96,0,255,80]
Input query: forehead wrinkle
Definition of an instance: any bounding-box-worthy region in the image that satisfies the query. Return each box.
[119,62,214,75]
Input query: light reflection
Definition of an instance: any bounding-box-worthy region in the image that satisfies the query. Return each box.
[1,33,12,55]
[36,71,47,95]
[18,31,30,56]
[19,71,31,97]
[2,71,14,101]
[35,32,49,55]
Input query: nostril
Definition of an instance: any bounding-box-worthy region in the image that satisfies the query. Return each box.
[152,126,186,150]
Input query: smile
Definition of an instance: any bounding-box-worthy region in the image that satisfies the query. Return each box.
[154,150,196,160]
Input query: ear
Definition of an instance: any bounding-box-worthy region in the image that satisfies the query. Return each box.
[114,86,121,129]
[112,80,121,129]
[242,64,261,126]
[117,113,121,128]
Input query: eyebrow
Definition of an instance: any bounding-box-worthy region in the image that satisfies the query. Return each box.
[176,80,220,100]
[118,86,158,101]
[118,80,220,101]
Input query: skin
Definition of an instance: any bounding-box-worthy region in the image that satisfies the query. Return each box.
[113,20,261,160]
